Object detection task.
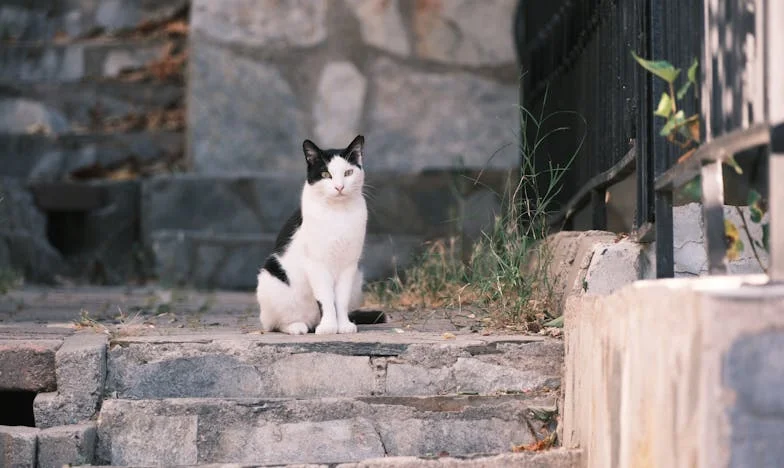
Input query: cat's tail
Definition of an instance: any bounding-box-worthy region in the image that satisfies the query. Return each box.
[349,309,387,324]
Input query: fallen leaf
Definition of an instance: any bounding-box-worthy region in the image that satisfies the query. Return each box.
[442,332,456,340]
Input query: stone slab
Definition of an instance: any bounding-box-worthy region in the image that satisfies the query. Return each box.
[34,332,107,428]
[562,274,784,468]
[96,395,550,465]
[338,450,582,467]
[0,425,37,468]
[38,423,96,468]
[365,57,518,171]
[105,333,561,399]
[0,339,60,391]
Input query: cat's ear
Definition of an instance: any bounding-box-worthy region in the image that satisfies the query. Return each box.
[303,139,321,165]
[345,135,364,166]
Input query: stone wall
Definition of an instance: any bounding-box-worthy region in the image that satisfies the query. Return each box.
[188,0,520,172]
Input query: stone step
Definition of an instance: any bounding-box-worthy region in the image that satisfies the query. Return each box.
[0,0,188,42]
[79,449,582,467]
[0,81,183,134]
[104,333,562,400]
[0,37,183,84]
[0,130,183,180]
[95,395,559,465]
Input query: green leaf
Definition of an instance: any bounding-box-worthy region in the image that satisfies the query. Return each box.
[680,177,702,202]
[762,223,770,252]
[676,80,692,100]
[725,155,743,175]
[655,93,673,117]
[747,189,767,223]
[687,58,699,85]
[660,110,685,137]
[725,219,743,261]
[632,51,681,84]
[543,316,563,328]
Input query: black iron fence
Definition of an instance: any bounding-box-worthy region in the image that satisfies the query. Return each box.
[515,0,702,276]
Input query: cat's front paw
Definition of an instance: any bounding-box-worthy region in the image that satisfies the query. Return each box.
[337,321,357,334]
[315,322,338,335]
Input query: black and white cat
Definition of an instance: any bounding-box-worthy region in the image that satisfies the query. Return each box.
[256,135,367,335]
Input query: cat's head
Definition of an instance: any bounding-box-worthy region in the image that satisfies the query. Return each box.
[302,135,365,200]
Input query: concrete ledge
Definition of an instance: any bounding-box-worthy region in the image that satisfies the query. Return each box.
[562,274,783,468]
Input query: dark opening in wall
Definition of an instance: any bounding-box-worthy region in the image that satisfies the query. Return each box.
[0,391,36,426]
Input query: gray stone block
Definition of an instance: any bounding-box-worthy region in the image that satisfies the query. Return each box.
[149,230,277,289]
[0,39,175,83]
[345,0,410,56]
[0,425,37,468]
[0,82,182,135]
[0,177,64,282]
[313,61,367,148]
[0,0,187,41]
[37,423,96,468]
[337,450,583,467]
[0,132,183,180]
[0,339,59,391]
[410,0,517,66]
[96,395,546,464]
[192,0,327,49]
[34,332,107,428]
[188,40,307,173]
[366,57,518,171]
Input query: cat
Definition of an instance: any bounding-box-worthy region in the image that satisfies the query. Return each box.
[256,135,367,335]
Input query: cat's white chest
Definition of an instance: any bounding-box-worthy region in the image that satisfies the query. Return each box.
[303,200,366,266]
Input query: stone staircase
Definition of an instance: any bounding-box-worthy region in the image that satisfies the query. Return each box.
[0,287,581,467]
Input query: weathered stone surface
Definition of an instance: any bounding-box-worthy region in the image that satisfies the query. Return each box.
[0,132,183,180]
[0,0,188,41]
[337,449,583,467]
[149,230,276,289]
[0,425,37,468]
[345,0,410,56]
[366,58,518,171]
[189,41,306,172]
[0,39,174,83]
[37,423,96,468]
[314,61,367,148]
[0,82,182,134]
[412,0,517,66]
[0,339,59,391]
[96,395,546,464]
[192,0,327,49]
[105,335,561,399]
[0,177,64,282]
[34,332,107,428]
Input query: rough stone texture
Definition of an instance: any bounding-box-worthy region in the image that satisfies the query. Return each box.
[96,395,547,465]
[0,339,59,391]
[0,177,64,282]
[191,0,327,49]
[188,41,307,172]
[0,39,174,83]
[34,332,107,428]
[314,61,367,148]
[0,425,37,468]
[366,58,518,171]
[0,0,188,41]
[105,335,561,399]
[725,330,784,467]
[345,0,410,56]
[0,82,182,135]
[412,0,517,66]
[149,230,276,289]
[582,239,652,295]
[338,450,583,467]
[0,132,183,180]
[562,274,784,468]
[37,423,96,468]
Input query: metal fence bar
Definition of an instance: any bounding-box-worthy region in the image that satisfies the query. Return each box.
[769,123,784,281]
[700,161,728,274]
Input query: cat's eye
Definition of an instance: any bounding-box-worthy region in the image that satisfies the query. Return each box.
[321,171,331,178]
[344,169,354,176]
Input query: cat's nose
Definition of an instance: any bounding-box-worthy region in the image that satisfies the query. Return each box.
[335,185,344,193]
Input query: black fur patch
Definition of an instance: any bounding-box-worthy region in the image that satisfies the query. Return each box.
[262,255,289,285]
[273,208,303,255]
[316,300,323,319]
